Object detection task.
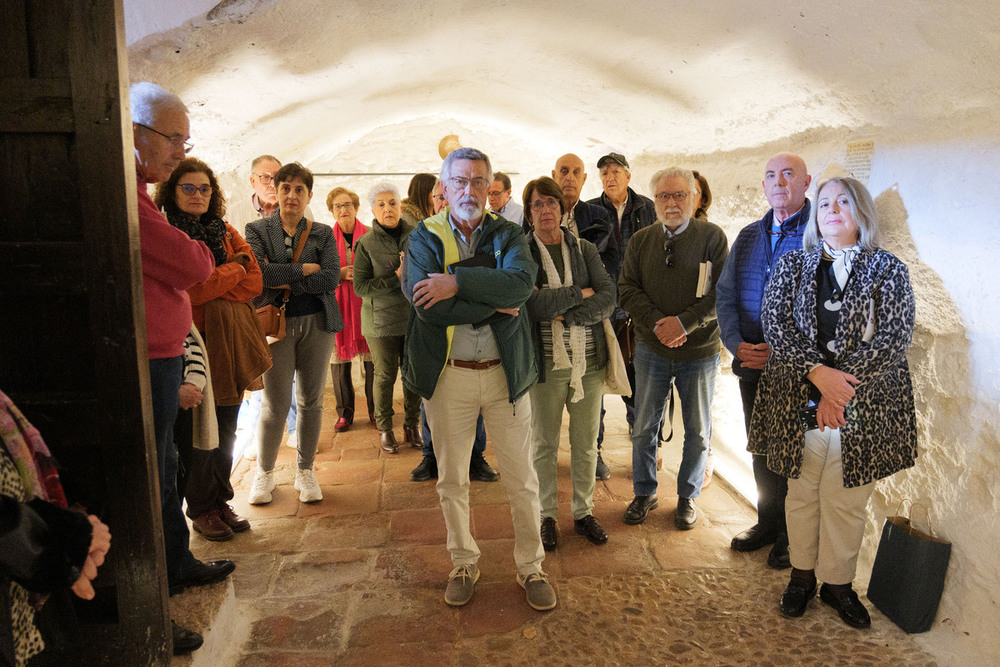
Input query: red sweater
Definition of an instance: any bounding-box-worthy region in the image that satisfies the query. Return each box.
[138,176,214,359]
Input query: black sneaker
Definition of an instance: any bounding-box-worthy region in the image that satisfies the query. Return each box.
[540,516,558,551]
[470,454,499,482]
[574,515,609,545]
[674,497,697,530]
[622,494,658,525]
[410,455,437,482]
[595,453,610,480]
[171,621,203,655]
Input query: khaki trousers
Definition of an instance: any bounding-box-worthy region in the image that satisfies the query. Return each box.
[424,363,544,577]
[785,427,875,585]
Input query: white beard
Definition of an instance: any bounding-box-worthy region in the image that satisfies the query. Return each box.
[451,197,484,224]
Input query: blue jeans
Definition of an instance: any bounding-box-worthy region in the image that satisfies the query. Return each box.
[631,342,719,499]
[421,402,486,458]
[149,356,197,583]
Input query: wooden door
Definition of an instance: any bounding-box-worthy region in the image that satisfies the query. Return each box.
[0,0,171,663]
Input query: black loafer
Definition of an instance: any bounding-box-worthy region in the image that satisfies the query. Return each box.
[767,532,791,569]
[674,497,697,530]
[169,559,236,596]
[820,584,871,629]
[731,523,779,552]
[470,454,499,482]
[410,455,437,482]
[171,621,203,655]
[780,579,817,617]
[540,516,558,551]
[622,494,658,525]
[574,515,608,545]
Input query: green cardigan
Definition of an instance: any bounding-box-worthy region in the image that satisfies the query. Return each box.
[353,219,414,338]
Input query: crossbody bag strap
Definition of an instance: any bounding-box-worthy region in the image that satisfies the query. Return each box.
[281,219,313,305]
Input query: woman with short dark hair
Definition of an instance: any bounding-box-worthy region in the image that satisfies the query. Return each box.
[523,176,616,551]
[245,163,343,506]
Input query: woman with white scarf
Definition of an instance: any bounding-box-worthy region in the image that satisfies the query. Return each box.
[749,176,916,629]
[524,176,616,551]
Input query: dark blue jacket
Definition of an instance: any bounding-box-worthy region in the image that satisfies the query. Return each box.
[587,186,656,261]
[588,187,656,318]
[716,200,811,378]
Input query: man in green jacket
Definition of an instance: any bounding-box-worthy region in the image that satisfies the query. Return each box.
[402,147,556,612]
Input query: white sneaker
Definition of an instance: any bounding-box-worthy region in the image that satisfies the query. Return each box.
[294,468,322,503]
[248,470,275,505]
[242,439,258,460]
[285,431,298,449]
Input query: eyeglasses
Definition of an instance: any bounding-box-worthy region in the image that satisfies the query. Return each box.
[530,198,562,212]
[178,183,212,196]
[332,202,356,210]
[135,123,193,153]
[655,191,689,203]
[664,239,675,268]
[448,177,490,192]
[253,173,275,185]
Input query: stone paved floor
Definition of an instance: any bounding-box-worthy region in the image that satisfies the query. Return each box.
[171,388,936,666]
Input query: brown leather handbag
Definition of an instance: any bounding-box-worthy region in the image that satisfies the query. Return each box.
[256,219,312,342]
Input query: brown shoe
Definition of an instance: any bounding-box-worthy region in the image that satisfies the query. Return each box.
[403,424,423,448]
[192,510,234,541]
[218,503,250,533]
[379,429,399,454]
[334,417,350,432]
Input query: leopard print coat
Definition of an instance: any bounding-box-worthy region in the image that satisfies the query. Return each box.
[747,247,917,488]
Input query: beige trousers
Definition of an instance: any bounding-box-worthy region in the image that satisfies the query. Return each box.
[785,427,875,585]
[424,363,544,577]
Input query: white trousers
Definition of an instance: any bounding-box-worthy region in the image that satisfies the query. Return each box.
[424,364,544,577]
[785,427,875,585]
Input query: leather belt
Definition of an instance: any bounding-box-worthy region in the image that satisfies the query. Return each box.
[447,359,501,370]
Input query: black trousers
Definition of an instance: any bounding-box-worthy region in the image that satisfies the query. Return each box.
[175,402,240,519]
[740,374,787,533]
[331,360,374,422]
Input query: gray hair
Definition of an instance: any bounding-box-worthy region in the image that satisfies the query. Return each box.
[648,167,697,197]
[439,147,493,184]
[804,177,882,252]
[367,180,401,207]
[129,82,187,126]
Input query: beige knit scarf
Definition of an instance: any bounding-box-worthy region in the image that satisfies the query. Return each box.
[534,233,587,402]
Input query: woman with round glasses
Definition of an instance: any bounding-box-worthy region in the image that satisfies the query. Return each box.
[325,186,375,432]
[353,181,421,454]
[155,157,267,540]
[750,176,916,629]
[523,176,615,551]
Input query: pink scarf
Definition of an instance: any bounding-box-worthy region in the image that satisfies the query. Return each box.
[0,389,67,507]
[333,218,370,360]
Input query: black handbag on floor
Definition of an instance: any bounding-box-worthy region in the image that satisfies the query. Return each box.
[867,504,951,633]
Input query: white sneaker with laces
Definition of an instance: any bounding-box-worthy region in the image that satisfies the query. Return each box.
[248,470,275,505]
[294,468,322,503]
[285,431,298,449]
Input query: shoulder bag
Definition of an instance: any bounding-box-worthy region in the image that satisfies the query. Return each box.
[256,219,312,342]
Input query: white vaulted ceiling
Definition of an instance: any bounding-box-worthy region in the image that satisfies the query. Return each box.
[126,0,1000,192]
